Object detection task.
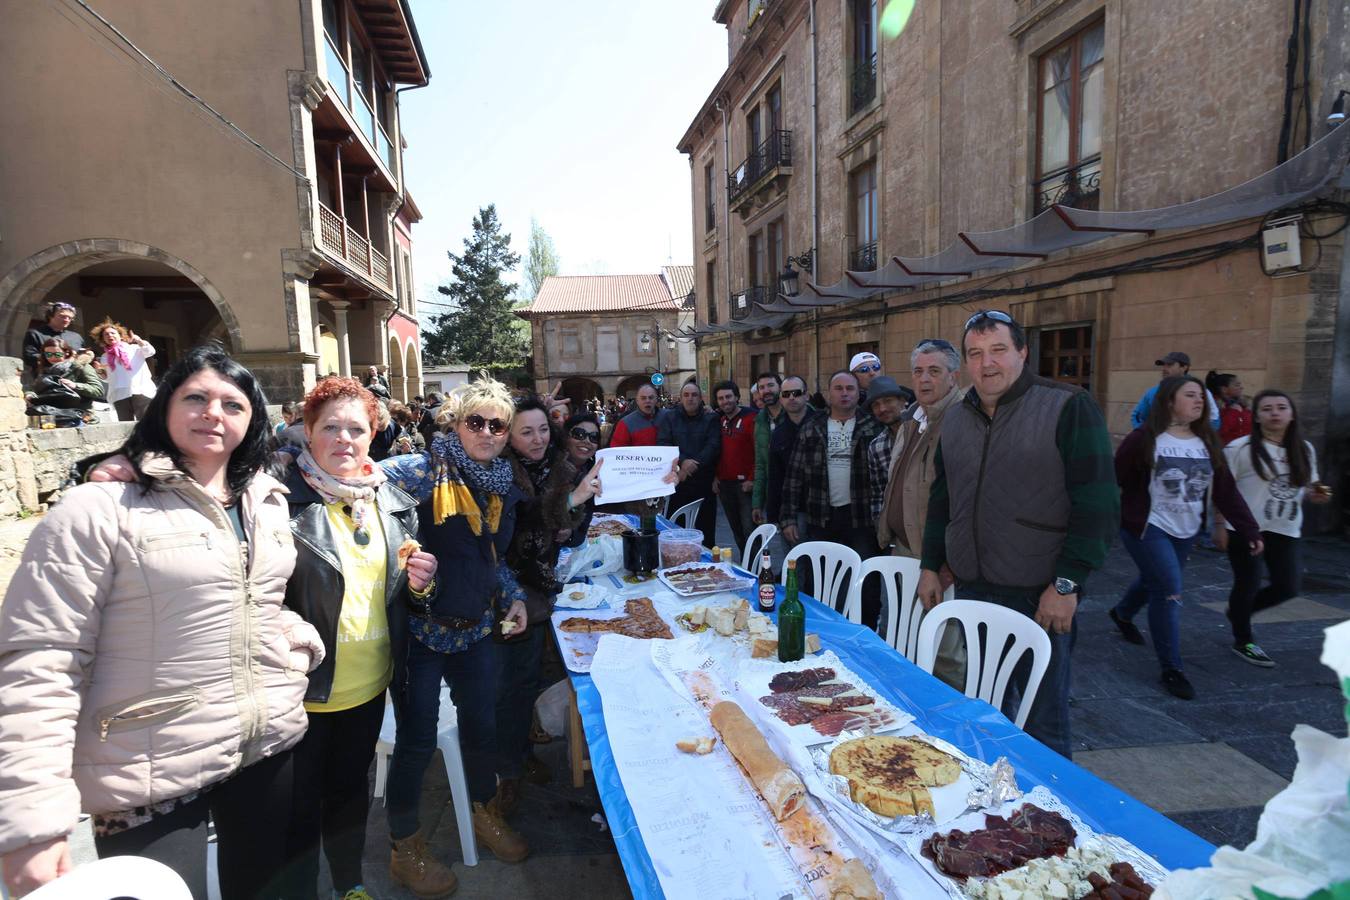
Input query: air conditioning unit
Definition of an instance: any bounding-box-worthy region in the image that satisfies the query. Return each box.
[1261,215,1303,275]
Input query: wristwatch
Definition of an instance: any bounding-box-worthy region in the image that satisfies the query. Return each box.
[1054,577,1079,596]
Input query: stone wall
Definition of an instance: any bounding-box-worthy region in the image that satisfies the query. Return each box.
[0,356,134,519]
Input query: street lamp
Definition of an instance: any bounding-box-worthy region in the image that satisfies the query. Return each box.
[779,249,816,298]
[639,330,653,353]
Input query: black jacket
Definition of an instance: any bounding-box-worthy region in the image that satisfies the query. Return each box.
[281,468,420,704]
[657,405,721,490]
[765,408,817,523]
[505,449,593,622]
[416,479,523,624]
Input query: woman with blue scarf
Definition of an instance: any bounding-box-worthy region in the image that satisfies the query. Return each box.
[379,378,529,897]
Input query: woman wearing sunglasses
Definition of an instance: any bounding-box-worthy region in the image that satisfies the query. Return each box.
[377,379,531,893]
[495,398,604,814]
[25,337,105,413]
[562,411,602,468]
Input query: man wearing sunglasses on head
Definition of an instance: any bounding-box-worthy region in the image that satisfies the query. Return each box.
[22,301,84,380]
[916,311,1118,758]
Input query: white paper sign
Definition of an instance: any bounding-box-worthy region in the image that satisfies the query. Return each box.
[593,446,679,504]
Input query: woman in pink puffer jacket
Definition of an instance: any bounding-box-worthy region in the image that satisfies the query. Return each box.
[0,347,324,900]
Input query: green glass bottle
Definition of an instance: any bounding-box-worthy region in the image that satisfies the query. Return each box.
[640,500,658,535]
[778,558,805,662]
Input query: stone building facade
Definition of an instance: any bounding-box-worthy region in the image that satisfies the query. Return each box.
[0,0,430,403]
[678,0,1350,520]
[522,268,698,404]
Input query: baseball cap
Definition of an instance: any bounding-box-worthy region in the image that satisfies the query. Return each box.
[849,352,882,372]
[1155,351,1191,367]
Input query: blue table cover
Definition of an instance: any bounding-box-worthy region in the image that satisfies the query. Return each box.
[565,577,1217,899]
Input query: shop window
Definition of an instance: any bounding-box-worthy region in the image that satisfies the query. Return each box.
[1038,325,1093,389]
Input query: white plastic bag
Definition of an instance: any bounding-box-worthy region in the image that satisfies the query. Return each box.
[556,536,625,581]
[535,678,571,738]
[1156,621,1350,900]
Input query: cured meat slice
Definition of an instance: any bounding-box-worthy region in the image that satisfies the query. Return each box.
[921,804,1077,881]
[768,667,836,693]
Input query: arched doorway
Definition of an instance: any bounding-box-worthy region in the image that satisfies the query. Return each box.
[615,374,653,401]
[404,340,421,399]
[561,376,603,407]
[1,240,239,368]
[387,333,406,402]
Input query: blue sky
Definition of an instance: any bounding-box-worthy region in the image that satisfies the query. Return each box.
[401,1,728,317]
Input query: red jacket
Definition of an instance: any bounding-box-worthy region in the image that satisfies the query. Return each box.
[1218,403,1252,446]
[716,406,756,481]
[609,409,660,447]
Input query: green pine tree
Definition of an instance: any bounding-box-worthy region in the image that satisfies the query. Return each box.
[423,205,529,372]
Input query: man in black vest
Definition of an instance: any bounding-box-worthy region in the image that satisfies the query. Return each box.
[916,311,1118,758]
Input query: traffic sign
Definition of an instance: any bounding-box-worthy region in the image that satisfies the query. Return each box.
[650,372,665,386]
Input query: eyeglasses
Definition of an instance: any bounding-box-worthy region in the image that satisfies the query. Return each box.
[569,426,600,444]
[780,388,806,398]
[964,310,1015,329]
[852,363,881,374]
[464,414,508,436]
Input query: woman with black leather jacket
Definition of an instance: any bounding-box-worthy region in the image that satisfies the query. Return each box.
[278,377,437,900]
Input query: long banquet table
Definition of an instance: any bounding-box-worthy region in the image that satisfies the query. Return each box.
[555,546,1216,898]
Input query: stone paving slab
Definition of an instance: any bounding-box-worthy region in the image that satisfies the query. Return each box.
[1072,742,1289,814]
[1197,596,1350,623]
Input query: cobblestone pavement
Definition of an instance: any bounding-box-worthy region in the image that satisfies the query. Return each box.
[4,507,1347,897]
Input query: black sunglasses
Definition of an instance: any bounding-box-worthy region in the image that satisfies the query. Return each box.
[780,388,806,398]
[464,414,508,436]
[964,310,1015,329]
[569,426,600,443]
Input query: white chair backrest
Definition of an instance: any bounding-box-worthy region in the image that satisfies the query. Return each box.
[669,499,702,530]
[783,541,862,619]
[914,598,1051,729]
[21,857,192,900]
[858,556,924,657]
[741,522,778,571]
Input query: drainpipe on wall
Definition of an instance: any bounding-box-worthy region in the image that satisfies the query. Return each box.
[719,95,733,380]
[809,0,821,393]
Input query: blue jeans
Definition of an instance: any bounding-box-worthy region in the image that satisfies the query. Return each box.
[387,635,500,840]
[1114,524,1194,672]
[955,583,1076,760]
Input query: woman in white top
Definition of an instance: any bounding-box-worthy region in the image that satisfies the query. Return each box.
[1214,389,1331,667]
[91,318,157,421]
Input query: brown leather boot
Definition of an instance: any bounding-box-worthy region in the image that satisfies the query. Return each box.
[496,776,521,816]
[389,830,458,898]
[472,798,529,863]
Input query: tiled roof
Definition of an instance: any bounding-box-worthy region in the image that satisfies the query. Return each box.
[525,274,681,315]
[662,265,695,307]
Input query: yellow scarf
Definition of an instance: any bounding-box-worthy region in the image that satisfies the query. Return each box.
[432,481,503,535]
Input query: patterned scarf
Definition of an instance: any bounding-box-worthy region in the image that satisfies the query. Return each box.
[104,341,133,372]
[295,448,387,542]
[431,431,513,533]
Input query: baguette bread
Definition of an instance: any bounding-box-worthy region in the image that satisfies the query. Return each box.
[709,700,806,821]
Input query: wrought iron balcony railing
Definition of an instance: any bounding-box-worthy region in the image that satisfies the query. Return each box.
[850,53,877,115]
[728,130,793,207]
[730,285,770,321]
[1034,155,1102,214]
[849,241,878,272]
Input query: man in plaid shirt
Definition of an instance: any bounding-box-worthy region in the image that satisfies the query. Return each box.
[863,376,913,521]
[781,370,884,625]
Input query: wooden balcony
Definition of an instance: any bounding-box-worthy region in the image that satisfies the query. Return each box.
[318,200,392,292]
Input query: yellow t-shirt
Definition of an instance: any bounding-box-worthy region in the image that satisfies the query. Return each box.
[305,500,393,713]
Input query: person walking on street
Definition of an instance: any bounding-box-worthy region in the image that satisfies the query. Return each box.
[713,380,757,554]
[1109,376,1262,700]
[781,370,883,624]
[0,347,324,900]
[917,311,1119,757]
[1131,351,1220,430]
[878,339,965,687]
[1206,371,1252,446]
[751,372,785,525]
[1215,389,1329,667]
[21,300,83,380]
[658,380,721,547]
[609,383,662,447]
[863,376,910,523]
[765,375,816,542]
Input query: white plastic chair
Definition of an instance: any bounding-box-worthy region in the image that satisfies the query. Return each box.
[373,687,479,866]
[669,499,703,530]
[782,541,862,619]
[20,857,192,899]
[857,556,924,657]
[740,522,778,572]
[914,599,1052,729]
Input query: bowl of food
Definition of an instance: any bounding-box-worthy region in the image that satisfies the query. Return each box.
[659,528,704,568]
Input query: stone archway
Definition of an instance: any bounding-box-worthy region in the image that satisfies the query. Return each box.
[0,239,241,358]
[404,339,421,399]
[387,333,406,402]
[561,376,603,406]
[615,374,653,401]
